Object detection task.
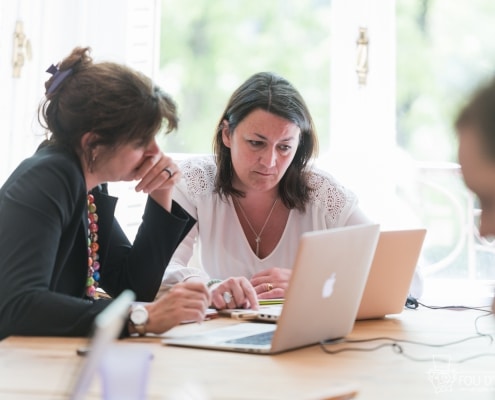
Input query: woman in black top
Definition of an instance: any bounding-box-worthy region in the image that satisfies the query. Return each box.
[0,46,210,340]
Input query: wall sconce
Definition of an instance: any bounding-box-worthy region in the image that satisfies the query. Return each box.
[356,26,369,86]
[12,21,32,78]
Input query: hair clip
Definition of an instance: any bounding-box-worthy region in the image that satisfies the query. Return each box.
[46,63,73,94]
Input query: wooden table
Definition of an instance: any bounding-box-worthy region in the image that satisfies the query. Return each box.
[1,307,494,399]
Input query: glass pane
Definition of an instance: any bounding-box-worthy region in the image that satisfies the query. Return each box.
[397,0,495,162]
[158,0,332,154]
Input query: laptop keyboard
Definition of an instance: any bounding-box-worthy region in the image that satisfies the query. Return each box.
[225,330,274,345]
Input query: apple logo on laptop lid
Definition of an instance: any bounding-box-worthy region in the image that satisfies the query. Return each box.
[322,272,337,298]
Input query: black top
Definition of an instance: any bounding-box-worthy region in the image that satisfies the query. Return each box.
[0,144,195,339]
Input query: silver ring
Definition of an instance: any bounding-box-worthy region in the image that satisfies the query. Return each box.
[163,167,173,179]
[223,291,232,304]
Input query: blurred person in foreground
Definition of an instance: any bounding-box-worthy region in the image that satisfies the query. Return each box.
[456,77,495,313]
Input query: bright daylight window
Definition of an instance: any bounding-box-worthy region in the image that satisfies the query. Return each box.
[157,0,332,154]
[396,0,495,289]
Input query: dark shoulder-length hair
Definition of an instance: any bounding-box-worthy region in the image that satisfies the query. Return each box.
[38,46,178,164]
[455,77,495,160]
[213,71,318,211]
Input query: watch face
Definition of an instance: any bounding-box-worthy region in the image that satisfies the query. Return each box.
[131,306,148,325]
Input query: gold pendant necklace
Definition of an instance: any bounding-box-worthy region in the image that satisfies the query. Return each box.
[235,197,278,257]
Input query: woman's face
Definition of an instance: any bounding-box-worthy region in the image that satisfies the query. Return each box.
[99,138,160,183]
[222,109,301,194]
[458,126,495,237]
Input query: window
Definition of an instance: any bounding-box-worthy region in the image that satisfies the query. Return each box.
[396,0,495,285]
[157,0,332,154]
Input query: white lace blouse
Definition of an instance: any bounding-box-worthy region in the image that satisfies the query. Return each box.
[161,155,371,287]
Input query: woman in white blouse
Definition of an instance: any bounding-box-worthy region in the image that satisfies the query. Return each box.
[161,72,372,310]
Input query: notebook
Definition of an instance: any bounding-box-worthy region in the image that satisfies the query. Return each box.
[70,289,135,400]
[162,223,380,355]
[356,228,427,320]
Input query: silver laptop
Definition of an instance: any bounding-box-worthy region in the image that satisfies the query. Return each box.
[162,224,380,355]
[356,228,426,320]
[70,290,135,400]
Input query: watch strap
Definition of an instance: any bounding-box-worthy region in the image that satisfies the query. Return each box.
[133,322,147,336]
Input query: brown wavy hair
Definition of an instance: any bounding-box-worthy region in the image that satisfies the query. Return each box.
[38,46,178,163]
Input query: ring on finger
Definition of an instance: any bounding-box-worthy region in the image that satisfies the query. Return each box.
[162,167,173,179]
[223,291,233,304]
[266,283,273,291]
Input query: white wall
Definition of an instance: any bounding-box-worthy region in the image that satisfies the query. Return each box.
[0,0,159,183]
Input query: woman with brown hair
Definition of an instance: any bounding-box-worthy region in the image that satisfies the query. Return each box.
[161,72,371,310]
[0,47,210,340]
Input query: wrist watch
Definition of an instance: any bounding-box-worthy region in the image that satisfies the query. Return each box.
[129,305,149,336]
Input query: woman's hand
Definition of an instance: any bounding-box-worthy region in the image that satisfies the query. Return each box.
[250,267,292,299]
[134,152,181,211]
[143,281,211,334]
[210,277,258,310]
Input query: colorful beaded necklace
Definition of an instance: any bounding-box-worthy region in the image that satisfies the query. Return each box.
[86,194,100,298]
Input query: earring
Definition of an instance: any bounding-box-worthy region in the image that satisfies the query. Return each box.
[88,151,96,173]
